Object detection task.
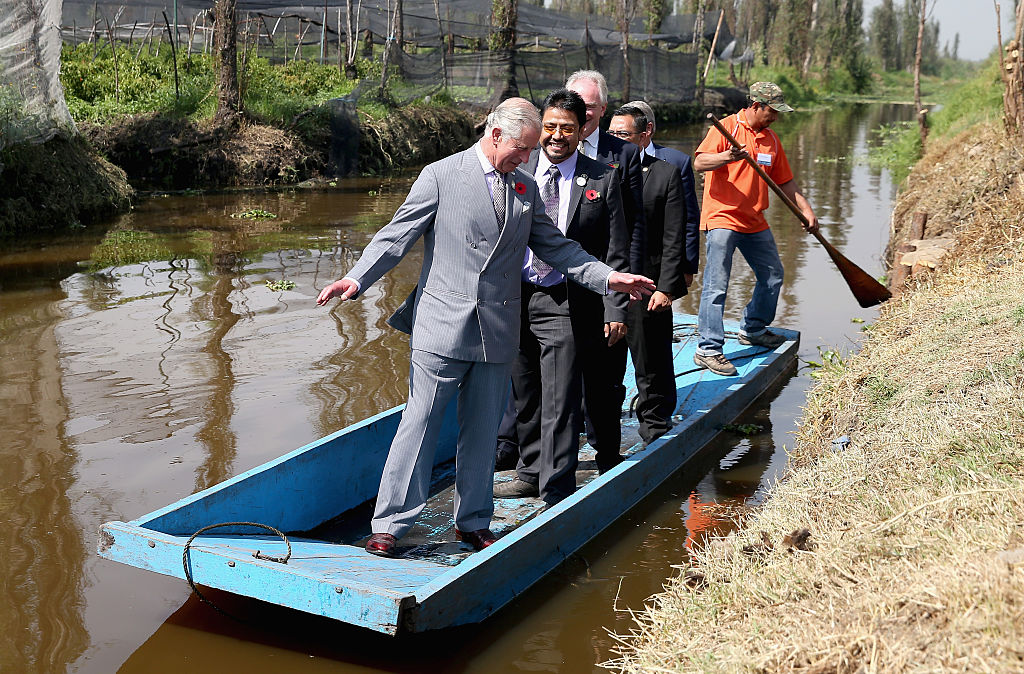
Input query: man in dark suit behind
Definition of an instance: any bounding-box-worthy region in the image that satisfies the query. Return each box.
[565,69,646,472]
[627,99,701,276]
[493,89,631,505]
[609,104,694,443]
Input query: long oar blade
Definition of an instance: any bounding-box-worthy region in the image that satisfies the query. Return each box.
[814,233,891,308]
[706,113,891,308]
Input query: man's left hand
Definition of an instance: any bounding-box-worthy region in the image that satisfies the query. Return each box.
[802,212,820,234]
[647,290,674,313]
[608,272,656,300]
[605,322,627,346]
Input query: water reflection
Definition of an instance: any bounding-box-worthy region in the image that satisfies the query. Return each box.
[0,103,906,673]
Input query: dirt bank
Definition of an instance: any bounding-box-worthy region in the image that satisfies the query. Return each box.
[608,122,1024,672]
[0,134,134,236]
[80,103,478,191]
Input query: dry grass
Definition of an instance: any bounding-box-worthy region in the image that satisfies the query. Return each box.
[606,125,1024,673]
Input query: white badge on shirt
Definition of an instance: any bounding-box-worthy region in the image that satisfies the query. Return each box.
[756,152,773,166]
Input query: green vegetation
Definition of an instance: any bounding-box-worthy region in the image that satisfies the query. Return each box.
[264,279,296,291]
[60,42,368,125]
[231,208,278,220]
[867,58,1002,183]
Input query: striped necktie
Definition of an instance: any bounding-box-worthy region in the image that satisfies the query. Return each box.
[492,171,507,231]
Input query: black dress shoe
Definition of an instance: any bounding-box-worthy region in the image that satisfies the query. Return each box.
[365,533,397,557]
[596,453,624,474]
[493,477,540,498]
[455,528,497,551]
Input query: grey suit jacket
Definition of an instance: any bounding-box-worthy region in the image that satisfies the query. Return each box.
[344,145,614,363]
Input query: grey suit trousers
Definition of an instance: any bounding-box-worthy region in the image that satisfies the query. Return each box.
[372,349,510,537]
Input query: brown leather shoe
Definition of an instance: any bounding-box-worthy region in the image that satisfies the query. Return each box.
[365,533,398,557]
[455,528,497,551]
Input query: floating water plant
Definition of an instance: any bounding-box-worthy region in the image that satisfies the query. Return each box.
[265,279,295,291]
[232,208,278,220]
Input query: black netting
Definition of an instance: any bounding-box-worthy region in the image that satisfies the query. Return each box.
[59,1,732,106]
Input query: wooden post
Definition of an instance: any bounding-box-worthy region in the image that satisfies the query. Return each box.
[320,3,327,63]
[104,15,120,102]
[162,11,180,102]
[432,0,447,92]
[890,212,928,293]
[703,9,724,81]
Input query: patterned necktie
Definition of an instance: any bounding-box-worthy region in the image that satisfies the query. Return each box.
[492,171,506,231]
[532,165,560,279]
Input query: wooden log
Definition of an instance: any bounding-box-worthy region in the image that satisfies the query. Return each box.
[909,211,928,240]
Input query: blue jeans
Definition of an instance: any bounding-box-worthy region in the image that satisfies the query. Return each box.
[697,228,784,355]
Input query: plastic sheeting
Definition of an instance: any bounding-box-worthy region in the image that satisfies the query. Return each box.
[1,0,75,148]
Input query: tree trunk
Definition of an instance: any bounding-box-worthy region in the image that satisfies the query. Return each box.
[693,0,706,105]
[801,0,818,80]
[214,0,241,121]
[616,0,636,102]
[394,0,404,53]
[1003,1,1024,137]
[913,0,927,146]
[489,0,519,105]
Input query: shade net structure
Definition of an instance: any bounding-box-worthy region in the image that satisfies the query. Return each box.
[1,0,76,149]
[59,1,732,106]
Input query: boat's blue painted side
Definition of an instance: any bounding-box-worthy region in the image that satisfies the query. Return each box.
[134,402,459,535]
[98,316,798,635]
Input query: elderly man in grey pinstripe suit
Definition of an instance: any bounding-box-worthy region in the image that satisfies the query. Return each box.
[317,98,655,557]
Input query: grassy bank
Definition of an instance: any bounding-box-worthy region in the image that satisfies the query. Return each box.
[60,43,476,188]
[608,104,1024,674]
[0,134,133,236]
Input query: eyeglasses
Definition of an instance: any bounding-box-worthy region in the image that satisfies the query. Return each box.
[542,123,578,135]
[606,130,637,139]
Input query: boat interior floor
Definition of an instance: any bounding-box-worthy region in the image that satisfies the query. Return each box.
[295,418,649,567]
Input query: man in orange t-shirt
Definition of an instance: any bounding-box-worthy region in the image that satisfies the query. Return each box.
[691,82,818,376]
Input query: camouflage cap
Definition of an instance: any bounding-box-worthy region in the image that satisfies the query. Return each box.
[748,82,794,112]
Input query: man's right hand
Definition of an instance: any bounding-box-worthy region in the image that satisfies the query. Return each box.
[316,278,359,305]
[608,272,656,301]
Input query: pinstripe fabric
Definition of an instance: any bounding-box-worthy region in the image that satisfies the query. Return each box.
[345,145,615,364]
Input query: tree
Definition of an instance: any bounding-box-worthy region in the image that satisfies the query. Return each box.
[489,0,519,104]
[213,0,241,120]
[1003,0,1024,137]
[913,0,929,146]
[614,0,638,101]
[869,0,900,70]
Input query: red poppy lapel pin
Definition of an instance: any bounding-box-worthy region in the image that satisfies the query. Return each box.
[514,182,526,194]
[585,189,601,202]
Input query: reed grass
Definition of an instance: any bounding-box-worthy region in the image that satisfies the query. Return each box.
[606,123,1024,673]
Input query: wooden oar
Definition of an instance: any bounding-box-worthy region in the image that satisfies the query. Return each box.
[706,113,892,309]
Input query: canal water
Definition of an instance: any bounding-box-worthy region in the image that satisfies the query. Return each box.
[0,103,911,673]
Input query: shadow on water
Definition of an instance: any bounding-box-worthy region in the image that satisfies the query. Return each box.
[0,103,911,673]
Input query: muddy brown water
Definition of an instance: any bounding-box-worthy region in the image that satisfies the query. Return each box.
[0,103,912,673]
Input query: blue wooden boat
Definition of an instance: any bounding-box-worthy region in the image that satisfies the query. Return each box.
[98,315,798,634]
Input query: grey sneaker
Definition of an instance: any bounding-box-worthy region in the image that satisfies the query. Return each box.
[738,330,786,348]
[693,352,737,376]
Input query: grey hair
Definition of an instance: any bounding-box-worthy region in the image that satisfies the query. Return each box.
[627,100,657,133]
[566,70,608,106]
[485,98,541,141]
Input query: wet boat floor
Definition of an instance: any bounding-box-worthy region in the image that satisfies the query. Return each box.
[300,419,648,567]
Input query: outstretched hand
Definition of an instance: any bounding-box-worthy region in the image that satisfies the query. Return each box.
[316,278,359,305]
[608,272,656,301]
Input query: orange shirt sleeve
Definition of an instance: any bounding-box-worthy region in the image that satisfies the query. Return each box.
[695,118,729,156]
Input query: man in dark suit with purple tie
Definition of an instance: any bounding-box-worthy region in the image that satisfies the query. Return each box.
[493,89,631,505]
